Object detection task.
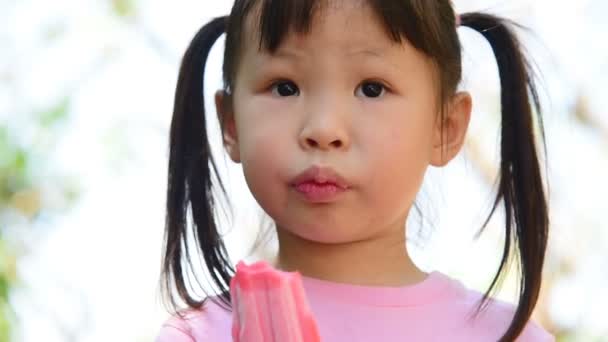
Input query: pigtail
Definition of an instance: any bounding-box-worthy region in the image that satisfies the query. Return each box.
[460,13,549,342]
[161,16,234,314]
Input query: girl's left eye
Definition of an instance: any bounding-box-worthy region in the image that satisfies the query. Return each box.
[355,81,387,98]
[270,80,300,97]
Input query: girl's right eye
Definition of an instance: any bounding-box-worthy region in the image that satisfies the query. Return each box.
[270,80,300,97]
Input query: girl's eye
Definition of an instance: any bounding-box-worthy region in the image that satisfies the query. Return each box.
[271,80,300,97]
[356,81,387,98]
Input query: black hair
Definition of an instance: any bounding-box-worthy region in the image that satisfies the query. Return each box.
[160,1,549,341]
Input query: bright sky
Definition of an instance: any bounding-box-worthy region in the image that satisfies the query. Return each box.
[3,0,606,340]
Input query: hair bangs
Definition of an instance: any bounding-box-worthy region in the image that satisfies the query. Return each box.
[226,0,460,95]
[243,0,448,54]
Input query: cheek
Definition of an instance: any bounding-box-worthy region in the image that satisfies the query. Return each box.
[362,112,435,206]
[236,120,291,207]
[238,116,292,167]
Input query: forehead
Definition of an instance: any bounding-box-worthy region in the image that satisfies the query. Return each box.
[240,0,395,54]
[235,1,439,84]
[234,1,440,96]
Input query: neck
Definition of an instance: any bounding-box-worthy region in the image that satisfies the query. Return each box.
[272,222,427,287]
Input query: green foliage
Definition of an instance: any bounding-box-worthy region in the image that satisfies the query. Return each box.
[40,97,70,129]
[0,95,77,340]
[0,238,15,342]
[0,127,29,203]
[112,0,137,18]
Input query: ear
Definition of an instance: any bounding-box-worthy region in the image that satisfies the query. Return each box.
[430,91,472,167]
[215,90,241,163]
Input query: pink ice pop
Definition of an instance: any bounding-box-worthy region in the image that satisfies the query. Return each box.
[230,260,322,342]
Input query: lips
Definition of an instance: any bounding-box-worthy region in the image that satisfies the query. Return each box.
[290,166,350,203]
[290,165,350,189]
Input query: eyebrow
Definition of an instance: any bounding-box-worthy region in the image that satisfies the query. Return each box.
[268,45,388,58]
[347,49,386,58]
[261,47,400,71]
[347,48,402,71]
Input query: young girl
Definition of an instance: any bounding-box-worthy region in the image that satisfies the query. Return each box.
[156,0,553,341]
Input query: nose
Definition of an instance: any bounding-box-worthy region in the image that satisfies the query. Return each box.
[298,101,351,151]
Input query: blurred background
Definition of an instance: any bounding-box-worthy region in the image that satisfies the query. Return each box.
[1,0,606,341]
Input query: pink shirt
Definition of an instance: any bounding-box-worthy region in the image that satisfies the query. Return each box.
[155,270,554,341]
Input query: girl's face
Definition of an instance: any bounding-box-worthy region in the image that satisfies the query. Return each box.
[216,2,470,245]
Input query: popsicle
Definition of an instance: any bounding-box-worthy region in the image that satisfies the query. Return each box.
[230,260,322,342]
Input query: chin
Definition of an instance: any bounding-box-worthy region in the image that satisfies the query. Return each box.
[277,222,362,245]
